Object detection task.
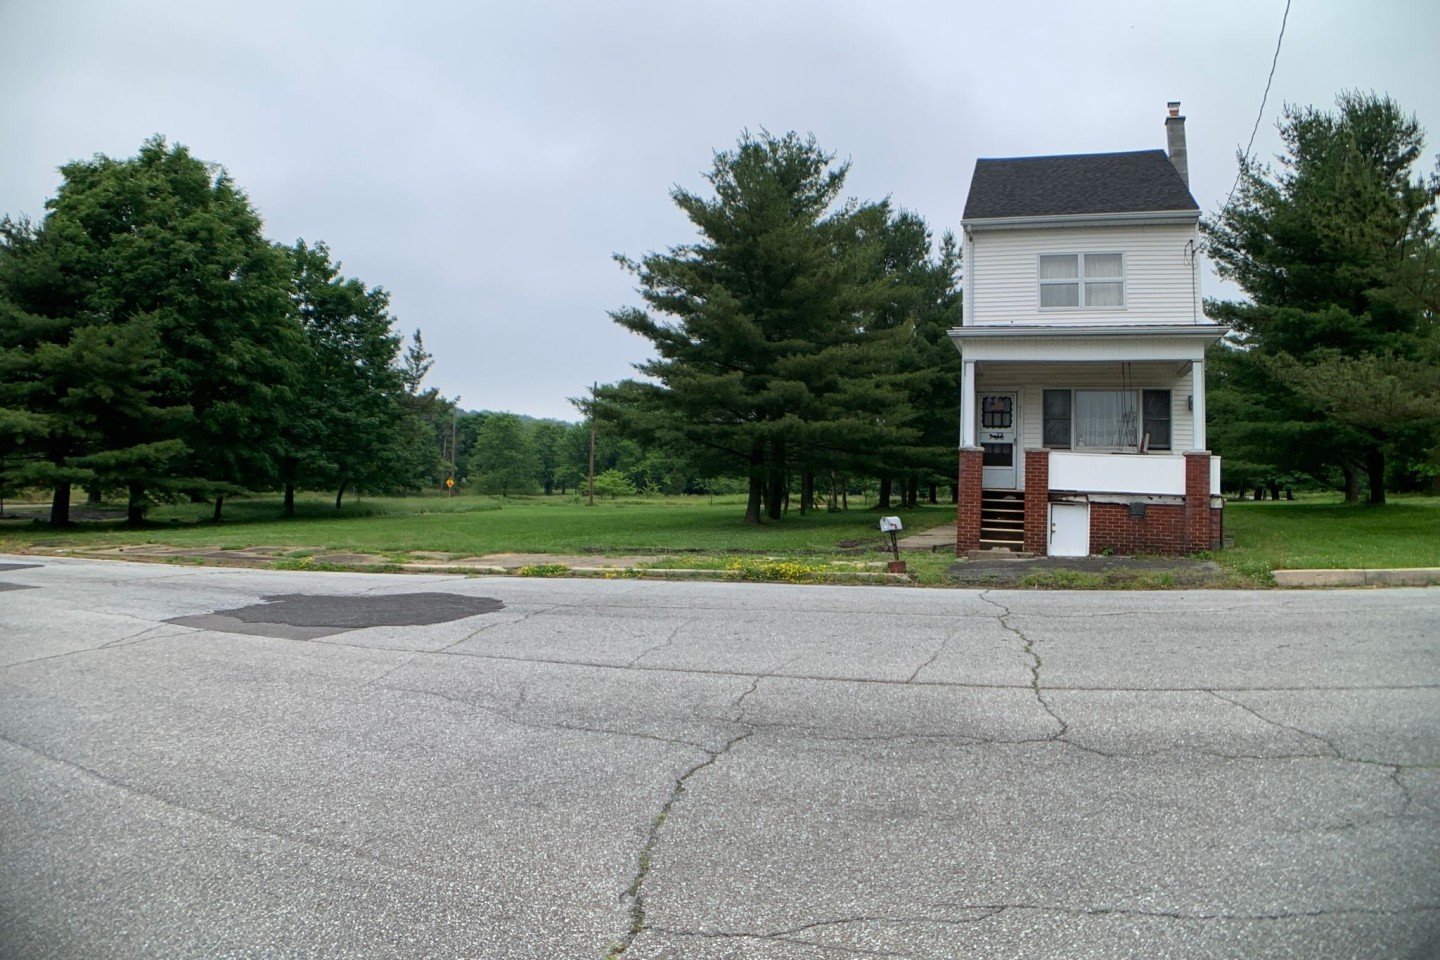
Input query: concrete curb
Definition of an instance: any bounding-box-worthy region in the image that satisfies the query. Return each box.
[1272,567,1440,588]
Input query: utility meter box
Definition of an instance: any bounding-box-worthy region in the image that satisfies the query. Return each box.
[879,516,904,533]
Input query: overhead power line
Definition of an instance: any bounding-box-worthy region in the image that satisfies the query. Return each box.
[1221,0,1292,215]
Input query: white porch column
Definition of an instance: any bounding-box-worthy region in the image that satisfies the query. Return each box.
[960,360,977,447]
[1191,359,1206,451]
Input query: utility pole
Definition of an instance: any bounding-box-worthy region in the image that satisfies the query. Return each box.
[449,403,458,497]
[587,382,597,507]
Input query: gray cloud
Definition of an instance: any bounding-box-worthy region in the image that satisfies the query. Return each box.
[3,0,1436,419]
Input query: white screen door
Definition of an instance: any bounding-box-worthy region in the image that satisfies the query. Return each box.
[979,393,1017,489]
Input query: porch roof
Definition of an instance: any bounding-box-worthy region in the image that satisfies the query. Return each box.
[948,323,1229,342]
[948,323,1229,363]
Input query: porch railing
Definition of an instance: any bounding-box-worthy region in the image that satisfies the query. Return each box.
[1048,451,1220,497]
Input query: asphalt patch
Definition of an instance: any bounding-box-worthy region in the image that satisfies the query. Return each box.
[166,592,505,640]
[0,563,41,591]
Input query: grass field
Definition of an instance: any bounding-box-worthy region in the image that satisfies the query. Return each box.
[0,492,941,557]
[3,490,1437,583]
[1218,493,1440,574]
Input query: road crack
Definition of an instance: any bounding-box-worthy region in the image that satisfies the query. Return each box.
[608,728,754,958]
[980,591,1066,739]
[625,620,689,669]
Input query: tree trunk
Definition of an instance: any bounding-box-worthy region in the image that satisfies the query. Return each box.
[765,439,786,521]
[1266,480,1280,501]
[212,494,225,524]
[87,485,103,504]
[126,481,146,527]
[744,441,764,524]
[877,477,892,510]
[827,471,839,512]
[335,479,349,510]
[1366,448,1386,505]
[50,481,72,526]
[906,475,919,509]
[951,483,959,504]
[1342,464,1360,503]
[283,483,296,519]
[841,481,848,511]
[800,469,814,516]
[928,482,938,505]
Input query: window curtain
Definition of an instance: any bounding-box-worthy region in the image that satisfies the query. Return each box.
[1075,391,1138,448]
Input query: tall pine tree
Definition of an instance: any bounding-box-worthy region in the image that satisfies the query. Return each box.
[1205,93,1440,502]
[601,130,917,523]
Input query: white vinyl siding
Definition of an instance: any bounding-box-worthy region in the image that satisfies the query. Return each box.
[976,361,1194,452]
[967,223,1201,326]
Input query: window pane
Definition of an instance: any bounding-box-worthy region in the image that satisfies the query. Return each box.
[1085,281,1124,307]
[1083,253,1123,278]
[1041,283,1079,307]
[982,442,1013,466]
[981,396,1011,429]
[1075,391,1137,448]
[1143,389,1171,450]
[1040,255,1079,279]
[1043,391,1072,448]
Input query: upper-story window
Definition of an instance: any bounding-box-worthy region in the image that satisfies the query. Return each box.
[1039,253,1125,308]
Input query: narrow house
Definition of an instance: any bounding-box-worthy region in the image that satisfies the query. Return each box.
[952,103,1226,557]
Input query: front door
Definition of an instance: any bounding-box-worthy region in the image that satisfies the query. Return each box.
[979,392,1017,489]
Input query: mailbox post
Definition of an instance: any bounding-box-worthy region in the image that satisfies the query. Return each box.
[879,516,904,573]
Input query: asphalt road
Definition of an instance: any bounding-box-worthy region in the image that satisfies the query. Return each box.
[1,556,1437,959]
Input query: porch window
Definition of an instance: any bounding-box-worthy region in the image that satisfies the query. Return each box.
[1039,253,1125,308]
[1042,390,1072,448]
[1076,391,1138,448]
[1142,389,1172,450]
[1043,389,1171,450]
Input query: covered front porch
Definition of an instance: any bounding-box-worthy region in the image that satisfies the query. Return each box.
[949,324,1226,557]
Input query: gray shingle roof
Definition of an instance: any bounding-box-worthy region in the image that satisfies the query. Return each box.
[963,150,1199,221]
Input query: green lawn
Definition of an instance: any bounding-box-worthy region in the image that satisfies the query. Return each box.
[6,490,1436,584]
[0,492,949,557]
[1219,494,1440,574]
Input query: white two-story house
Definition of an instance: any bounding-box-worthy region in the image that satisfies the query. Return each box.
[951,103,1226,557]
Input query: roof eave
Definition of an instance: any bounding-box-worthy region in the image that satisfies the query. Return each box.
[961,209,1201,231]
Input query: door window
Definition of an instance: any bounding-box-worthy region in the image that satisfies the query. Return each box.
[981,395,1013,429]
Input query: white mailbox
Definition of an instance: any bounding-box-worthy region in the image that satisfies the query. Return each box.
[879,516,903,533]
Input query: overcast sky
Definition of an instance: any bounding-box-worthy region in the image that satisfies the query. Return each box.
[3,1,1437,420]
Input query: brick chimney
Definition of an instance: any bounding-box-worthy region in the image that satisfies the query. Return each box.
[1165,101,1189,186]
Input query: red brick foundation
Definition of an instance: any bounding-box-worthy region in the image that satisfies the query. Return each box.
[1023,449,1049,555]
[956,447,983,554]
[1088,502,1186,555]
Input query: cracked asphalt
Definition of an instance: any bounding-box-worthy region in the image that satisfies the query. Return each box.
[1,556,1437,959]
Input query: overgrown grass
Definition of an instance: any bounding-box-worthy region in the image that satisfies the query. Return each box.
[1219,493,1440,574]
[0,492,945,558]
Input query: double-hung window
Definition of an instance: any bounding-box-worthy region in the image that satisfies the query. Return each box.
[1042,388,1171,450]
[1039,253,1125,308]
